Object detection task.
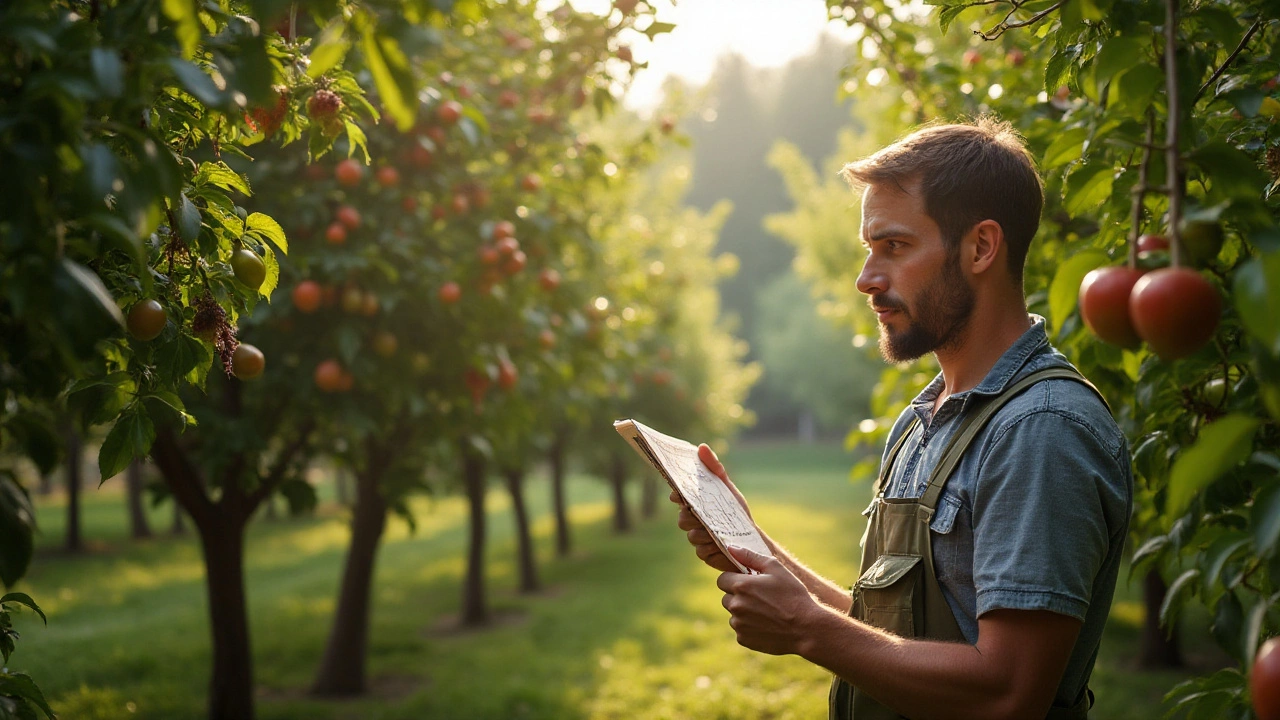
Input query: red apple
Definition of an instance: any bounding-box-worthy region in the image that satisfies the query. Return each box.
[1252,637,1280,720]
[1129,267,1221,360]
[1078,266,1144,348]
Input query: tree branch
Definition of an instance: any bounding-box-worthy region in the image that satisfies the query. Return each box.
[1193,19,1264,104]
[151,425,214,526]
[245,418,317,511]
[976,0,1067,41]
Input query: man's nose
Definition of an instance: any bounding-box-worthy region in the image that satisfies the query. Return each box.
[855,254,884,297]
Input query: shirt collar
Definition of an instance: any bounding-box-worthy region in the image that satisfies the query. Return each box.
[911,315,1051,414]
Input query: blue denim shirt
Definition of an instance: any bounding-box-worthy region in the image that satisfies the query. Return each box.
[874,316,1132,708]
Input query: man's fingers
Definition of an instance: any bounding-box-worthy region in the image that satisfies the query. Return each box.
[697,443,729,482]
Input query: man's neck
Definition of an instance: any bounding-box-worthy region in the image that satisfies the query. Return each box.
[931,301,1032,411]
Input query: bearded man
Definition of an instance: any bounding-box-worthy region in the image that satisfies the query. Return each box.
[674,118,1132,720]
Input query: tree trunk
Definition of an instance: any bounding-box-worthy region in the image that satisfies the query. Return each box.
[311,466,390,696]
[640,474,658,520]
[126,459,152,539]
[1139,569,1184,669]
[461,448,488,626]
[549,437,571,557]
[262,494,278,520]
[64,426,83,553]
[610,451,630,533]
[504,468,540,594]
[196,515,256,720]
[38,472,52,496]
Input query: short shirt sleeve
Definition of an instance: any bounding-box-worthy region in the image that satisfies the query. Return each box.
[971,408,1128,621]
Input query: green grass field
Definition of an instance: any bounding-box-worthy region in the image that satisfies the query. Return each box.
[9,442,1223,719]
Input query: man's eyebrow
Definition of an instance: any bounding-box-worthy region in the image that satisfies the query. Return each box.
[864,226,916,242]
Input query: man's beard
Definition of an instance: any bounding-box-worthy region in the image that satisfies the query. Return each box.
[873,257,975,363]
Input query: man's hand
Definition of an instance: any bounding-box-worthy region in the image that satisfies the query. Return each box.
[716,545,825,656]
[670,443,755,573]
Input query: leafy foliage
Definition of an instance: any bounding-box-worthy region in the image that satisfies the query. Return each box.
[794,0,1280,714]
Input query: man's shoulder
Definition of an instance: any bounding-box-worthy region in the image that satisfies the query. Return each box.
[986,353,1126,457]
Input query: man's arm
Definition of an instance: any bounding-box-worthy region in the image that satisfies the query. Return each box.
[673,444,853,612]
[720,547,1081,720]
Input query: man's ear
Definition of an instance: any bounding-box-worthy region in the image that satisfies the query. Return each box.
[964,219,1004,275]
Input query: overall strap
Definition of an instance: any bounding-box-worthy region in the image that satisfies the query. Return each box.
[872,416,919,498]
[917,367,1105,512]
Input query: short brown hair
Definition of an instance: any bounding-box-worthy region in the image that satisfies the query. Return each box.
[840,117,1043,282]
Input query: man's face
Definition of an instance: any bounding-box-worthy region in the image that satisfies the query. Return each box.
[855,182,975,363]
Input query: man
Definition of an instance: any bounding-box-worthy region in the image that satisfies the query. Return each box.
[674,118,1132,719]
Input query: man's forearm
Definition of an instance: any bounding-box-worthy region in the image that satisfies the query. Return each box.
[797,608,1019,720]
[764,538,852,612]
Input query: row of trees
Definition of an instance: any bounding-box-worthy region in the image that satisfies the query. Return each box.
[776,0,1278,716]
[0,2,757,719]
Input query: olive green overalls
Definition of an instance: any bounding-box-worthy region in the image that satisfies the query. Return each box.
[829,367,1100,720]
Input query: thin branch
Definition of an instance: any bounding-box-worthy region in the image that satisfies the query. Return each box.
[1164,0,1184,266]
[976,0,1067,41]
[1128,113,1157,268]
[245,418,317,511]
[1193,19,1264,104]
[151,426,215,526]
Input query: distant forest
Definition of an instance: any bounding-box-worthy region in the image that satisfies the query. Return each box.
[674,36,863,436]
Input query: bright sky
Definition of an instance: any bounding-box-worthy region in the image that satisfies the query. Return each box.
[569,0,862,111]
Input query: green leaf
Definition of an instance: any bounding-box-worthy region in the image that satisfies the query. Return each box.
[83,212,145,275]
[155,333,208,382]
[161,0,201,59]
[1252,481,1280,557]
[642,21,677,41]
[359,21,415,131]
[1063,163,1114,216]
[1044,44,1081,95]
[1048,251,1108,336]
[166,58,226,107]
[1199,530,1249,591]
[0,594,46,625]
[1189,142,1270,198]
[1234,251,1280,356]
[259,243,280,299]
[194,162,251,196]
[938,5,967,34]
[1129,534,1168,575]
[1110,63,1163,118]
[1166,415,1262,520]
[53,259,125,358]
[175,194,202,243]
[246,212,287,255]
[1092,36,1146,98]
[0,477,35,588]
[308,20,351,78]
[1042,126,1090,169]
[1160,567,1200,627]
[0,671,55,720]
[90,47,124,98]
[1222,88,1264,117]
[98,410,156,482]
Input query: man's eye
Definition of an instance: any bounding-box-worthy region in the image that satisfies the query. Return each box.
[885,240,904,250]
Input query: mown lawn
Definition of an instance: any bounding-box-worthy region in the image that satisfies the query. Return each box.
[9,442,1221,719]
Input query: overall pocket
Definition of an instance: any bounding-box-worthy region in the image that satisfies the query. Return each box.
[854,554,922,638]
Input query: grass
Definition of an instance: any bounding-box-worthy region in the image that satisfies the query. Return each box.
[8,441,1223,719]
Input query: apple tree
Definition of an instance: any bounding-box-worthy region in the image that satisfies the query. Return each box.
[793,0,1280,715]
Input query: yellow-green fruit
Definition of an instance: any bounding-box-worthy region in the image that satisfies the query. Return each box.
[1202,377,1227,407]
[1178,220,1224,267]
[232,343,265,380]
[231,248,267,290]
[374,331,398,357]
[126,299,167,341]
[1261,97,1280,120]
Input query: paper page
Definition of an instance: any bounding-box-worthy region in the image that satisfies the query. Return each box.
[613,419,772,571]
